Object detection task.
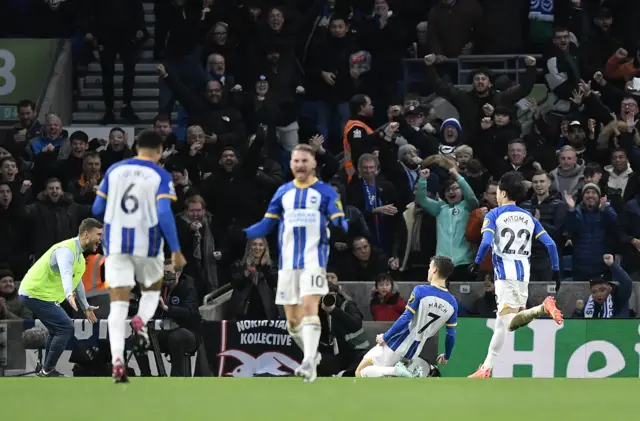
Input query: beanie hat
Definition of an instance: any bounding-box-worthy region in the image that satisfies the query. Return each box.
[440,118,462,134]
[0,268,14,280]
[583,182,601,197]
[398,144,417,161]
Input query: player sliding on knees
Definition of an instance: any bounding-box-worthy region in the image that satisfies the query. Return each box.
[355,256,457,378]
[468,171,563,379]
[243,143,348,383]
[92,130,186,383]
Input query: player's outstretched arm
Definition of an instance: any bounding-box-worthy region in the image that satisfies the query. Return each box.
[326,191,348,232]
[92,173,109,220]
[244,217,278,239]
[475,228,494,264]
[92,195,106,220]
[246,190,283,239]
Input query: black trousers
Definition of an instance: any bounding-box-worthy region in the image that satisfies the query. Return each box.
[134,328,198,377]
[154,0,172,56]
[157,328,198,377]
[98,35,137,110]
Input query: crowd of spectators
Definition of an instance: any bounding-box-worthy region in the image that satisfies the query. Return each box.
[2,0,640,328]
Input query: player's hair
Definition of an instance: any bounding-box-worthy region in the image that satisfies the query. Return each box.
[83,151,100,161]
[137,130,164,150]
[185,194,206,209]
[531,169,552,181]
[431,256,454,279]
[498,171,527,202]
[292,143,316,156]
[78,218,102,234]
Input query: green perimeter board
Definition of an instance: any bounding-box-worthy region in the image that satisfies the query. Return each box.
[438,318,640,377]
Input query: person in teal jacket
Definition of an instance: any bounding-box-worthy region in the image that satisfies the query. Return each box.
[415,166,479,282]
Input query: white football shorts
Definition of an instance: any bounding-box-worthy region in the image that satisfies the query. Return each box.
[363,344,402,367]
[276,267,329,305]
[495,279,529,311]
[104,254,165,289]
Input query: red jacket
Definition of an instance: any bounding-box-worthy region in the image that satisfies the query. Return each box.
[370,292,407,322]
[465,206,494,273]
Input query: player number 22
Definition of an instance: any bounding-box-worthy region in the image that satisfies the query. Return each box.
[417,312,441,334]
[121,183,139,214]
[500,228,531,255]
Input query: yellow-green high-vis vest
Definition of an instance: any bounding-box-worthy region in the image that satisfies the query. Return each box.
[20,237,86,303]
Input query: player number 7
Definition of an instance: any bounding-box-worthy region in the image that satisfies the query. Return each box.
[417,312,440,334]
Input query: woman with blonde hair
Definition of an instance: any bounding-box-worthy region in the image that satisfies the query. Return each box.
[228,238,278,320]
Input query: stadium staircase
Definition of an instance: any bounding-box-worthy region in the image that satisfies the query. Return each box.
[72,1,170,129]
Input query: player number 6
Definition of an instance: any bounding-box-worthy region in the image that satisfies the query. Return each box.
[121,183,140,214]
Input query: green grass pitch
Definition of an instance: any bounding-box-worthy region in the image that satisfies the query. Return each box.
[1,378,636,420]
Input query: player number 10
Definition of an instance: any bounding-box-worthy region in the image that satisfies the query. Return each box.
[310,274,325,288]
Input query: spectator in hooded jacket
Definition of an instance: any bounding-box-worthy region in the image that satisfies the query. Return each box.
[552,145,585,203]
[564,183,617,282]
[0,182,31,278]
[370,273,406,321]
[416,165,479,282]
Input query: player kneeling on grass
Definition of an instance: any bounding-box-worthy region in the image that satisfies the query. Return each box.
[355,256,457,378]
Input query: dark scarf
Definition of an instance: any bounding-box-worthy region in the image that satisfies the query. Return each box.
[362,178,384,248]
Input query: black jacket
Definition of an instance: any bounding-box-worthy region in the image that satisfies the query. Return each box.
[520,191,566,260]
[425,64,536,144]
[163,73,247,153]
[227,260,278,320]
[155,275,202,336]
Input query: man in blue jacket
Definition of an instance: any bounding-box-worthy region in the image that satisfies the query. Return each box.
[564,183,617,281]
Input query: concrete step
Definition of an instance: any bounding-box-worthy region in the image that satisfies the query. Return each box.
[139,49,155,61]
[77,100,158,111]
[80,88,159,98]
[145,14,155,24]
[84,74,159,86]
[143,2,154,13]
[88,62,158,73]
[73,111,177,123]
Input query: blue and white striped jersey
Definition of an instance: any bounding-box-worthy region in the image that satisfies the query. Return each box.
[383,285,458,360]
[246,177,346,270]
[96,157,177,257]
[481,204,545,282]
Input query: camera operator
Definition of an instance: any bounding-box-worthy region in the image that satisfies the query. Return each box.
[317,273,370,377]
[133,260,202,377]
[156,260,202,376]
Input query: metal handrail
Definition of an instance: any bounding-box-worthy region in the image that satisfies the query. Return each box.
[402,54,544,94]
